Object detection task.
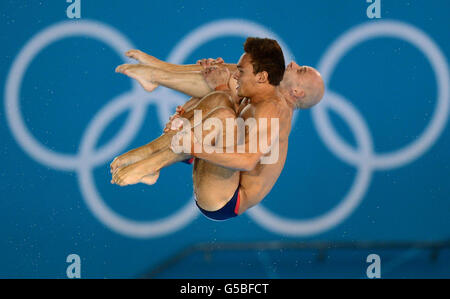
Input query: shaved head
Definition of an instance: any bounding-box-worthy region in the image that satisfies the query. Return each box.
[280,63,325,110]
[295,66,325,109]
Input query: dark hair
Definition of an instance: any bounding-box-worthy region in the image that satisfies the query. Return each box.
[243,37,285,86]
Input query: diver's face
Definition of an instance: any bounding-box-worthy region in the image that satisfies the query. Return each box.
[284,61,303,83]
[283,62,309,90]
[233,53,257,97]
[286,61,301,70]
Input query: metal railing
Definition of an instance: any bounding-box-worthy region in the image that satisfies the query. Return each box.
[141,239,450,278]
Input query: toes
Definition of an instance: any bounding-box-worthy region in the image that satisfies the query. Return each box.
[115,64,126,73]
[126,49,139,58]
[112,172,120,183]
[126,49,148,64]
[116,64,133,74]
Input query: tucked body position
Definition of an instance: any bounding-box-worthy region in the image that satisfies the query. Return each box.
[110,37,325,221]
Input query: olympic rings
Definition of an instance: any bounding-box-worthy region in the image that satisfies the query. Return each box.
[5,19,449,238]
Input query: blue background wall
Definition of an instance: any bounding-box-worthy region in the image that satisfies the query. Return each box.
[0,0,449,278]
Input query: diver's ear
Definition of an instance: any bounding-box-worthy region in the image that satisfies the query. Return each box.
[256,71,269,83]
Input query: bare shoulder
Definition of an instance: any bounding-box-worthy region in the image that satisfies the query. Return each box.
[207,90,232,99]
[255,98,283,119]
[204,90,235,108]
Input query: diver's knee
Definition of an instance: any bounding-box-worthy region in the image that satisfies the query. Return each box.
[201,91,234,110]
[205,105,236,121]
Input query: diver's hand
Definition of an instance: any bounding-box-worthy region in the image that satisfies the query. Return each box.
[196,57,224,68]
[163,106,185,133]
[201,65,230,91]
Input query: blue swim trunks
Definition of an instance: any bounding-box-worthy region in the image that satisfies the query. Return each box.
[195,186,240,221]
[182,157,194,165]
[181,157,240,221]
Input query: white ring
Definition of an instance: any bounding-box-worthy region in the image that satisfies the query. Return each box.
[74,19,297,237]
[5,19,448,238]
[167,19,299,124]
[248,91,374,236]
[4,20,138,171]
[317,20,450,169]
[77,88,200,237]
[247,20,449,236]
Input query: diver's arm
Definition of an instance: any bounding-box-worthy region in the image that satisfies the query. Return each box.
[190,102,280,172]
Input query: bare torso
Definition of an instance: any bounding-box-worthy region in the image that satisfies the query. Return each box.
[192,93,292,213]
[236,95,292,213]
[114,54,302,214]
[190,71,293,213]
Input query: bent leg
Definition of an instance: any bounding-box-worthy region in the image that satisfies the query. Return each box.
[131,103,237,175]
[113,104,238,189]
[111,92,236,173]
[140,106,241,215]
[191,106,241,213]
[126,49,236,74]
[116,64,212,98]
[117,49,237,98]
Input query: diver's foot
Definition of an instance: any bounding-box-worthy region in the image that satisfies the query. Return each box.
[140,171,160,185]
[115,64,159,92]
[126,49,162,68]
